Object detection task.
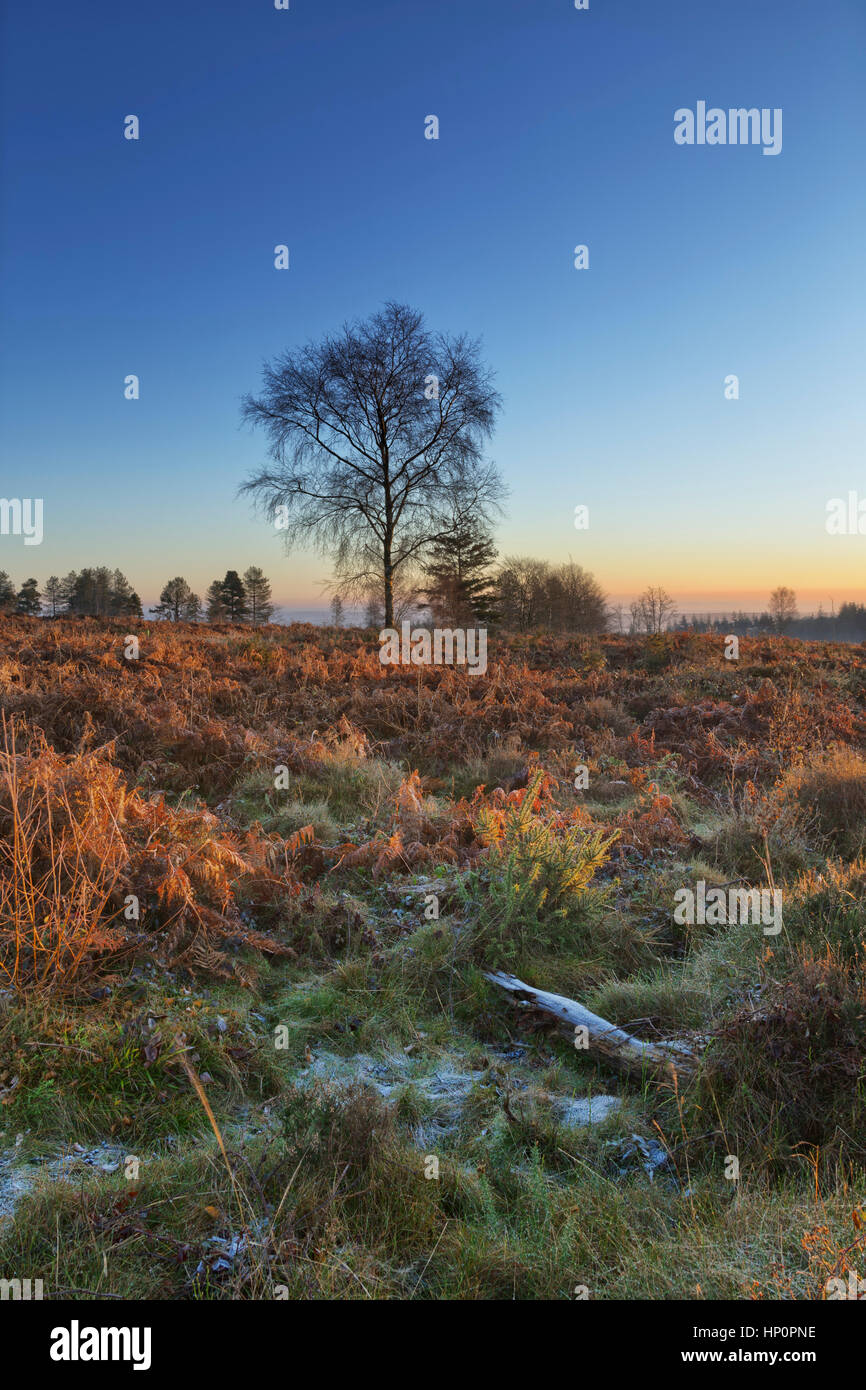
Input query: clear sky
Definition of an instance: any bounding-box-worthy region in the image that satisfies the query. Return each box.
[1,0,863,616]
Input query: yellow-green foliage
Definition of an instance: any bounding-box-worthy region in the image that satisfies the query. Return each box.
[475,769,618,913]
[467,770,619,964]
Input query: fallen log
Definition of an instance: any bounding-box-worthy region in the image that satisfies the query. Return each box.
[484,970,696,1078]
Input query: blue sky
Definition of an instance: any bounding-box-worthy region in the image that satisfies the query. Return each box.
[1,0,864,614]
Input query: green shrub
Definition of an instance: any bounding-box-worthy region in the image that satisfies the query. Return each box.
[461,770,618,966]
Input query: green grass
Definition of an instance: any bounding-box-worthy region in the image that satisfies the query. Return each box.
[3,692,866,1300]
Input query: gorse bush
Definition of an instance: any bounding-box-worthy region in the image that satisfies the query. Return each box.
[640,633,676,671]
[463,769,618,964]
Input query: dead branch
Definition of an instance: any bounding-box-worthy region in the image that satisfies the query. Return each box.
[483,970,696,1078]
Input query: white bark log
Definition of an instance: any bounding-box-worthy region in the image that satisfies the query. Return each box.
[484,970,695,1078]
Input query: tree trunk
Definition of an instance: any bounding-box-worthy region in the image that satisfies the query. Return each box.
[383,546,393,629]
[484,970,695,1078]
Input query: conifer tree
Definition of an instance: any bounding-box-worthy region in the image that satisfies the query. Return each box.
[151,577,202,622]
[423,514,498,625]
[242,566,273,625]
[0,572,16,612]
[43,575,66,617]
[16,577,41,615]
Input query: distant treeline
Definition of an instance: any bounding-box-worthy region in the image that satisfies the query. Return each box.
[674,604,866,644]
[488,558,607,633]
[0,568,142,618]
[150,569,275,624]
[2,557,864,645]
[0,567,275,624]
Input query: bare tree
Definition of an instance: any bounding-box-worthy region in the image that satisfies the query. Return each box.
[630,586,677,635]
[556,560,607,633]
[240,302,503,627]
[607,602,626,633]
[768,585,798,632]
[496,557,548,630]
[494,557,606,633]
[361,571,423,626]
[362,589,384,629]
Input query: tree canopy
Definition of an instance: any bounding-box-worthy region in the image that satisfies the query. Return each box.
[240,302,503,626]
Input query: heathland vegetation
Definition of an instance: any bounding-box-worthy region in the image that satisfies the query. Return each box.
[1,616,865,1298]
[2,305,864,1300]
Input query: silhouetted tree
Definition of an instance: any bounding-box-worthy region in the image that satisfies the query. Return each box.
[630,586,677,635]
[64,568,139,618]
[241,302,503,627]
[496,557,549,630]
[495,557,606,633]
[423,508,498,625]
[151,577,201,622]
[205,580,228,622]
[242,567,274,625]
[0,572,16,612]
[607,602,626,633]
[554,561,607,633]
[43,575,66,617]
[16,578,41,615]
[362,590,384,628]
[108,569,142,619]
[769,585,798,632]
[207,571,248,622]
[221,571,248,621]
[60,572,78,612]
[67,568,107,616]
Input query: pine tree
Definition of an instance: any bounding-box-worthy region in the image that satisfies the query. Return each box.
[206,580,229,622]
[43,575,67,617]
[330,594,345,628]
[64,568,141,618]
[220,571,248,622]
[60,572,78,612]
[151,577,201,622]
[16,578,41,615]
[242,566,273,625]
[423,514,498,625]
[0,572,16,612]
[67,568,108,616]
[109,570,142,619]
[207,573,249,622]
